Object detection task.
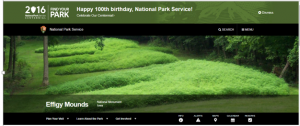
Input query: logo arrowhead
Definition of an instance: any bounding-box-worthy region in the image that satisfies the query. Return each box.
[31,6,36,13]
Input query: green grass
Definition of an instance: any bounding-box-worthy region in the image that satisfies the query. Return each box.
[76,60,290,95]
[48,54,101,67]
[104,96,298,113]
[47,38,178,74]
[49,49,177,67]
[46,70,155,94]
[49,59,291,95]
[43,59,294,112]
[54,49,178,75]
[35,40,93,53]
[48,48,97,57]
[35,38,140,57]
[4,40,115,95]
[93,38,139,54]
[4,94,298,113]
[47,38,140,65]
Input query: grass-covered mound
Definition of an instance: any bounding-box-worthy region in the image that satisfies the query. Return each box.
[44,60,291,112]
[77,60,290,95]
[47,37,178,74]
[54,49,178,75]
[35,38,140,57]
[46,70,156,94]
[48,59,290,95]
[49,48,176,67]
[35,40,93,53]
[48,48,96,57]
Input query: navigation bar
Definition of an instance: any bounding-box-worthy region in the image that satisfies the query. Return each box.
[4,113,298,125]
[3,24,298,35]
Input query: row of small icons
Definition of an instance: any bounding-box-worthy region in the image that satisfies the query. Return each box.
[178,118,252,123]
[218,28,253,31]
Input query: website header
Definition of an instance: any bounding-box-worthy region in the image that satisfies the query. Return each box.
[3,1,299,24]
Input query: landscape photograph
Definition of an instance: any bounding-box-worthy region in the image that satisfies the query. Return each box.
[3,35,298,113]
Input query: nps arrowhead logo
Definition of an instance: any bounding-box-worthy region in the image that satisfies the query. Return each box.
[31,6,36,13]
[40,26,46,34]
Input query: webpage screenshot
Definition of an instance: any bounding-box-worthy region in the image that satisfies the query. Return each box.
[2,0,299,125]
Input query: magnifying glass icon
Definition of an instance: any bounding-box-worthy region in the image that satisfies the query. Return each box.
[218,28,221,31]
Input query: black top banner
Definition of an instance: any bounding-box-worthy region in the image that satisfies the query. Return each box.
[4,24,298,36]
[4,113,298,125]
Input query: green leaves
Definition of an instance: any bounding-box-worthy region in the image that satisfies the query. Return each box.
[288,36,298,67]
[92,36,105,51]
[48,36,59,47]
[3,36,11,43]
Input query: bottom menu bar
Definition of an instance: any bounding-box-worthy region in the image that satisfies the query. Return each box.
[4,113,298,125]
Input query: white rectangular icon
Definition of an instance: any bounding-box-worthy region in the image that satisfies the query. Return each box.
[248,118,252,122]
[231,118,235,122]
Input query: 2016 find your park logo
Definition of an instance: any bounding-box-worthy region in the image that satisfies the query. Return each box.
[25,5,70,19]
[25,6,46,19]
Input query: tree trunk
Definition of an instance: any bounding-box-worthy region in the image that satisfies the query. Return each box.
[189,44,192,52]
[222,45,226,59]
[236,49,240,65]
[279,60,290,78]
[12,36,16,78]
[204,40,207,52]
[185,44,189,51]
[191,44,194,52]
[166,36,169,43]
[253,50,258,66]
[3,38,6,65]
[17,36,21,42]
[7,36,13,72]
[296,65,299,83]
[43,36,49,86]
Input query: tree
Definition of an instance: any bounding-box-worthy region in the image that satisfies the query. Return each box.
[43,36,49,86]
[279,60,289,78]
[7,36,14,73]
[287,36,299,67]
[12,36,16,78]
[41,36,59,86]
[3,39,5,65]
[206,36,229,59]
[90,36,105,50]
[225,36,243,65]
[3,36,10,66]
[280,36,299,78]
[17,36,21,42]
